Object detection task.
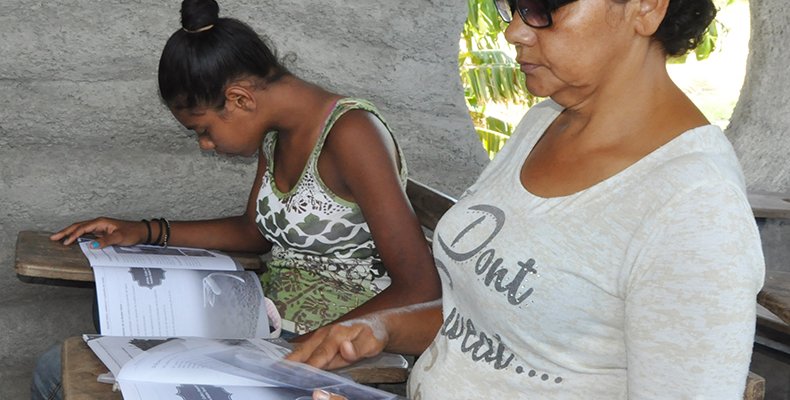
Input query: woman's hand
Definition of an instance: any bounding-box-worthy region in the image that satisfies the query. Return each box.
[312,389,347,400]
[50,217,148,248]
[286,317,389,370]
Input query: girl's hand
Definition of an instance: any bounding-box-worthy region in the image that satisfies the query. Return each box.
[50,217,148,248]
[286,317,389,370]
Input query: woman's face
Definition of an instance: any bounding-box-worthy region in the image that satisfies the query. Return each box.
[171,105,262,157]
[504,0,637,106]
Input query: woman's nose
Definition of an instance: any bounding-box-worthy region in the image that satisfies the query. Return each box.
[504,15,538,47]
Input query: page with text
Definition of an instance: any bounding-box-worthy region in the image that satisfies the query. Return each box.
[93,267,269,337]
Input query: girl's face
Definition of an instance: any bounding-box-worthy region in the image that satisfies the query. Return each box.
[171,105,263,157]
[504,0,638,107]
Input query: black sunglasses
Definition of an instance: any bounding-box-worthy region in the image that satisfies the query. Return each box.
[493,0,578,29]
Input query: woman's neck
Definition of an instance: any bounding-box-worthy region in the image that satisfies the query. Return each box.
[550,46,708,151]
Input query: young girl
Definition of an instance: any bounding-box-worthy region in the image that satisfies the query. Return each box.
[34,0,439,398]
[51,0,440,335]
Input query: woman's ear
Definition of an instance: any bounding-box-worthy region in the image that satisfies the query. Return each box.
[224,85,257,113]
[633,0,669,37]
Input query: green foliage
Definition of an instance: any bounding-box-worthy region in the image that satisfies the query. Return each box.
[459,0,540,158]
[461,0,736,158]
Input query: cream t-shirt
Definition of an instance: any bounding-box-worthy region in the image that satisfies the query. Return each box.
[408,100,765,399]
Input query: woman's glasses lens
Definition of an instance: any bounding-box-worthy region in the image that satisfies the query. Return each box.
[493,0,513,23]
[519,0,551,28]
[492,0,553,28]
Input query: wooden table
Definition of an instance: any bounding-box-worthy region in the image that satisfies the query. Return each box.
[62,337,122,400]
[748,191,790,220]
[758,270,790,325]
[61,336,407,400]
[15,230,265,283]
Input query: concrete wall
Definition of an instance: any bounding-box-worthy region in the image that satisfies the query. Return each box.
[725,0,790,272]
[2,0,789,398]
[0,0,485,398]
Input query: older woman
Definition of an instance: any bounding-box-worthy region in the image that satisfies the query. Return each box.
[289,0,765,398]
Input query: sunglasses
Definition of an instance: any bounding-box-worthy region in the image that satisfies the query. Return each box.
[493,0,578,29]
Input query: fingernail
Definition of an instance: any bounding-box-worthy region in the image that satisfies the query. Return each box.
[314,390,330,400]
[90,241,100,249]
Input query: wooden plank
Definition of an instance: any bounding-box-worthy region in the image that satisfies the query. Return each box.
[345,366,408,384]
[15,230,264,282]
[757,270,790,326]
[743,371,765,400]
[748,191,790,220]
[62,336,121,400]
[406,179,457,231]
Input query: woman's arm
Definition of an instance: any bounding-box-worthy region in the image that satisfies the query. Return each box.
[51,152,273,254]
[287,300,443,370]
[299,110,441,332]
[624,182,764,398]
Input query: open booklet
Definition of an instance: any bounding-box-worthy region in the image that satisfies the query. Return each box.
[84,335,405,400]
[79,241,270,338]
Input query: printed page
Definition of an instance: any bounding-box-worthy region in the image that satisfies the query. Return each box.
[84,335,289,377]
[83,334,175,378]
[117,338,400,400]
[79,241,241,271]
[117,381,321,400]
[93,267,269,337]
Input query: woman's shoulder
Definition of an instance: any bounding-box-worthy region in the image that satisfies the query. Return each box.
[636,125,746,194]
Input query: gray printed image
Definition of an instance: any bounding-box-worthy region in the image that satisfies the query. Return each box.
[199,271,266,337]
[115,245,184,257]
[175,384,312,400]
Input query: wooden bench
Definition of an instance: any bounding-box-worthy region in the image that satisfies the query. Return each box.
[17,180,788,399]
[745,371,766,400]
[406,178,457,232]
[748,191,790,220]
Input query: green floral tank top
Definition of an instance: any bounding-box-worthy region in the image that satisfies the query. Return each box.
[255,98,408,333]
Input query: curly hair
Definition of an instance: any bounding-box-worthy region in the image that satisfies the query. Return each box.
[654,0,717,56]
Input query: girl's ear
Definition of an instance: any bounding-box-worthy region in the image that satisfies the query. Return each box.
[633,0,669,37]
[224,85,257,113]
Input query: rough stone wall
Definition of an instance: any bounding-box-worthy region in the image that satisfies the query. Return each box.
[724,0,790,273]
[727,0,789,193]
[0,1,486,398]
[3,0,789,398]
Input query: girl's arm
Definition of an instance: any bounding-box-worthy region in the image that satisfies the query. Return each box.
[51,152,272,254]
[295,110,441,337]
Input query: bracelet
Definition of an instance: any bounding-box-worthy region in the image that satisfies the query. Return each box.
[141,219,152,245]
[160,217,171,248]
[152,218,163,246]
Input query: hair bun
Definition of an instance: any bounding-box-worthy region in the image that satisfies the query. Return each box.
[180,0,220,32]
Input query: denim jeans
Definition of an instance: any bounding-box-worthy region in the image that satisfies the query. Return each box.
[30,343,62,400]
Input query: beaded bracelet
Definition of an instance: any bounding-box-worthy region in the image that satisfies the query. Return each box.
[152,218,163,246]
[160,217,171,248]
[141,219,152,245]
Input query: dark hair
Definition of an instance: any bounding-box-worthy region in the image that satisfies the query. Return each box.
[654,0,717,56]
[158,0,289,110]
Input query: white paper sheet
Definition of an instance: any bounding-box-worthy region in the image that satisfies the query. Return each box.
[92,266,269,337]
